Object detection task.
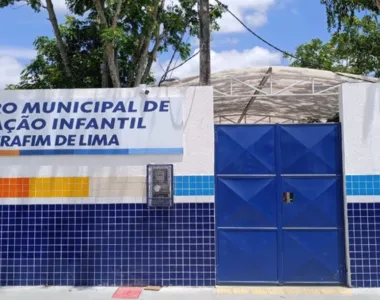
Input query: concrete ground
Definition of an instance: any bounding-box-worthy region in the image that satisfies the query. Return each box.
[1,287,380,300]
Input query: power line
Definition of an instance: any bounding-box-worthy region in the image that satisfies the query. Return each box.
[160,0,376,83]
[215,0,297,59]
[158,50,200,85]
[214,0,376,83]
[159,0,199,85]
[169,35,192,79]
[167,50,200,73]
[158,39,182,86]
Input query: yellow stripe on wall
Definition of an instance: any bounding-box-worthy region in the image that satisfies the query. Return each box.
[29,177,89,198]
[216,287,352,295]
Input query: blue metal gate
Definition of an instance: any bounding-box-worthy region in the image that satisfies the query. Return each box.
[215,124,346,284]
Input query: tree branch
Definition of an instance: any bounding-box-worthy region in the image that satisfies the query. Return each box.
[92,0,108,26]
[133,0,162,86]
[93,0,121,87]
[112,0,123,27]
[45,0,74,83]
[142,31,165,83]
[375,0,380,11]
[101,50,109,88]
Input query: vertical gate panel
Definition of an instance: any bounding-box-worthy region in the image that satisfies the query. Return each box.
[215,125,277,284]
[280,124,345,284]
[282,230,345,283]
[218,230,278,282]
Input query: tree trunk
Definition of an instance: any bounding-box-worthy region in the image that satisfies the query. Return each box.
[375,0,380,10]
[93,0,121,88]
[198,0,211,86]
[114,47,120,81]
[141,33,163,83]
[101,51,109,88]
[45,0,74,83]
[125,34,146,87]
[133,36,153,87]
[133,1,162,87]
[105,44,121,87]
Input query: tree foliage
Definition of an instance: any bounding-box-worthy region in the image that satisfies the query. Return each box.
[8,17,105,89]
[286,16,380,77]
[290,0,380,123]
[321,0,380,31]
[286,38,351,72]
[301,113,340,123]
[2,0,223,89]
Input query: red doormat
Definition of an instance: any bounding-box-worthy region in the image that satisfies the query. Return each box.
[112,287,143,299]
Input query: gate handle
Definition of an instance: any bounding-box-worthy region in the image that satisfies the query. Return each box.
[283,192,294,203]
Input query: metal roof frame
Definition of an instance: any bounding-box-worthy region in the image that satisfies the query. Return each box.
[164,66,376,124]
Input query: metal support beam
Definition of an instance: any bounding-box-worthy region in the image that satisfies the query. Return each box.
[254,116,268,123]
[315,84,340,94]
[214,92,338,99]
[221,116,237,123]
[237,67,272,123]
[214,89,229,96]
[273,80,305,95]
[232,78,270,95]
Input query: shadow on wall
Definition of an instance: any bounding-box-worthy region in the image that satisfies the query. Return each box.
[362,84,380,142]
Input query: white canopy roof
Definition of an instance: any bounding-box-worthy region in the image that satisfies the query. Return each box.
[163,66,377,123]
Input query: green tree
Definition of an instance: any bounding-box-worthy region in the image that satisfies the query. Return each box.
[7,17,106,89]
[2,0,223,89]
[286,16,380,77]
[320,0,380,30]
[286,38,351,73]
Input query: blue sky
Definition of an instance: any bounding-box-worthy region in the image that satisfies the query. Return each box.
[0,0,333,88]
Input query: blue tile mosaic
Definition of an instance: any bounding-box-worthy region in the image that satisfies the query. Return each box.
[0,203,215,286]
[174,176,214,196]
[346,175,380,196]
[348,203,380,288]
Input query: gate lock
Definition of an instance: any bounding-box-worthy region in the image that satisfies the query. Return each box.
[283,192,294,203]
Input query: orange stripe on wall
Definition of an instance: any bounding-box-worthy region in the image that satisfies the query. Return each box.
[0,178,30,198]
[0,177,90,198]
[0,150,20,156]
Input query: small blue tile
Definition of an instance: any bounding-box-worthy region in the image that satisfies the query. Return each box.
[348,201,380,288]
[0,202,216,287]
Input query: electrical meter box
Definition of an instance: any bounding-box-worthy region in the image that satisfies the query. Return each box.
[146,164,174,207]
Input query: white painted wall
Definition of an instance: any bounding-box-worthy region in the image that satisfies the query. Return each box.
[340,82,380,203]
[0,86,214,177]
[340,83,380,175]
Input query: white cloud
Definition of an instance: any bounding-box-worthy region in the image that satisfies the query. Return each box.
[210,0,276,33]
[0,47,36,60]
[47,0,68,12]
[245,11,268,28]
[0,56,24,89]
[167,0,277,33]
[154,46,282,80]
[15,0,68,13]
[48,0,277,29]
[0,46,36,89]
